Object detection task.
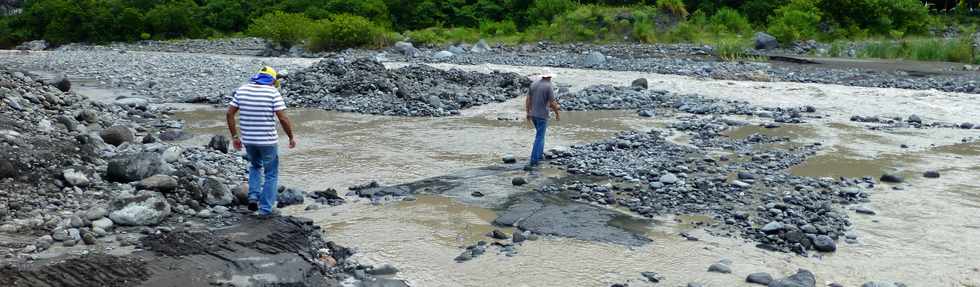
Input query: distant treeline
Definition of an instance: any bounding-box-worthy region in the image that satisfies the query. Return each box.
[0,0,977,49]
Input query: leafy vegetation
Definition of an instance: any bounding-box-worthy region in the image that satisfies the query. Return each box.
[0,0,976,65]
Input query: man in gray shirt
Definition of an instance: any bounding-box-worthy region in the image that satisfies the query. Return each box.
[524,71,561,170]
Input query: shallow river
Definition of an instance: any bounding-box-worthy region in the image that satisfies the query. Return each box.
[168,62,979,286]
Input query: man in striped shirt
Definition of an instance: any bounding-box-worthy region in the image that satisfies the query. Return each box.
[226,66,296,217]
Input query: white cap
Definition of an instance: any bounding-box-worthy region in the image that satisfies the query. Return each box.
[540,69,554,78]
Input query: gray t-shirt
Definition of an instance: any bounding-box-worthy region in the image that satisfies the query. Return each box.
[528,79,554,119]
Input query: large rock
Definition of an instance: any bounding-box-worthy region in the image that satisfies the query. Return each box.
[754,32,779,50]
[76,109,99,124]
[203,177,233,206]
[138,175,179,192]
[162,146,182,163]
[432,50,454,60]
[471,39,492,53]
[708,262,732,274]
[51,74,71,92]
[62,169,90,187]
[108,191,172,226]
[100,125,134,146]
[394,41,420,57]
[879,173,904,183]
[747,272,773,285]
[91,217,114,231]
[208,135,230,154]
[631,78,648,90]
[0,159,17,178]
[812,235,837,252]
[16,40,48,51]
[114,97,149,108]
[106,152,172,183]
[583,51,606,67]
[277,186,306,207]
[768,269,815,287]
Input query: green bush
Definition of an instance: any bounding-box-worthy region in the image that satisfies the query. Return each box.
[858,37,977,64]
[818,0,930,36]
[246,11,315,47]
[767,0,822,43]
[308,14,389,51]
[708,8,751,35]
[528,0,579,24]
[479,20,518,37]
[739,0,789,25]
[404,26,481,45]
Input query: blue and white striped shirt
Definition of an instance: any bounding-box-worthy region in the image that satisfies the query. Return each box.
[230,84,286,146]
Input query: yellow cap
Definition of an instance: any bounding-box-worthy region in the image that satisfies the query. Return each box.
[259,66,278,79]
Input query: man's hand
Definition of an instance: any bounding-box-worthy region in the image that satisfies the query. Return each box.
[233,138,243,150]
[554,113,561,122]
[288,138,297,149]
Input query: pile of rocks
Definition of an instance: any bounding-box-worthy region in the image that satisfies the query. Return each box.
[0,50,311,104]
[282,57,531,116]
[544,126,862,255]
[850,114,980,130]
[58,38,271,56]
[0,69,247,257]
[559,83,816,123]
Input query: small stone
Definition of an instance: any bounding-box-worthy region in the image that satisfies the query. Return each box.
[768,269,816,287]
[62,169,90,187]
[659,173,679,184]
[631,78,648,89]
[746,272,773,285]
[502,154,516,164]
[207,135,230,154]
[367,264,399,275]
[638,110,655,117]
[687,284,705,287]
[855,206,877,215]
[99,125,134,146]
[69,215,84,228]
[82,233,97,245]
[880,173,904,183]
[489,229,510,240]
[471,191,485,197]
[761,221,784,234]
[513,231,527,243]
[923,171,940,178]
[707,263,732,274]
[640,271,665,283]
[512,177,527,186]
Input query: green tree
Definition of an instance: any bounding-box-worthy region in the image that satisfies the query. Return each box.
[308,13,389,50]
[144,0,205,39]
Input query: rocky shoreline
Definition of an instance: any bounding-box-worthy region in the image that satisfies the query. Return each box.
[0,69,405,286]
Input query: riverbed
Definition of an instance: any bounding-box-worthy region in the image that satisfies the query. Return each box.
[166,63,980,287]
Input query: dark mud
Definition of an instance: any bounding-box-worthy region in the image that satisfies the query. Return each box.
[1,216,365,287]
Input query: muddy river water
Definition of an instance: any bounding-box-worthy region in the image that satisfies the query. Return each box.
[89,61,980,286]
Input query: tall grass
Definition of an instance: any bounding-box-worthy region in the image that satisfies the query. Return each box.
[858,37,977,64]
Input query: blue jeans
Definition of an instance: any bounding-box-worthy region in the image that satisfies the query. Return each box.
[245,144,278,214]
[530,117,548,165]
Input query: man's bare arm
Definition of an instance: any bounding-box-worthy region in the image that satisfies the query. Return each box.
[226,106,239,138]
[275,110,296,148]
[549,98,561,121]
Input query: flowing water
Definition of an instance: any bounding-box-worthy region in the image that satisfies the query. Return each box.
[113,61,980,286]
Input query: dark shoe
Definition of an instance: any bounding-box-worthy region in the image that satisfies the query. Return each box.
[247,202,258,212]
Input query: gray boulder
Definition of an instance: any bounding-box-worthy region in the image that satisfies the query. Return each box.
[708,262,732,274]
[0,159,17,178]
[755,32,779,50]
[16,40,49,51]
[208,135,230,154]
[138,175,179,192]
[114,97,149,108]
[394,41,420,57]
[747,272,773,285]
[76,109,99,124]
[106,152,172,182]
[583,51,606,67]
[631,78,648,89]
[471,39,492,53]
[448,45,467,54]
[62,169,90,187]
[432,50,454,60]
[768,269,815,287]
[91,217,114,231]
[51,74,71,92]
[99,125,134,146]
[162,146,182,163]
[278,186,306,207]
[84,207,108,221]
[203,177,233,206]
[108,191,171,226]
[812,235,837,252]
